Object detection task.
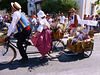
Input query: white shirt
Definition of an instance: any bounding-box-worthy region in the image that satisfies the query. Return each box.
[48,18,53,24]
[59,16,65,24]
[37,18,50,32]
[70,14,81,24]
[7,11,21,36]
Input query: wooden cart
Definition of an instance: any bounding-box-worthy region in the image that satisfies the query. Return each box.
[66,39,94,57]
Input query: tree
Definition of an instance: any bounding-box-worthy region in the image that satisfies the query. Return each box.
[41,0,79,14]
[94,0,100,15]
[98,9,100,15]
[0,0,28,14]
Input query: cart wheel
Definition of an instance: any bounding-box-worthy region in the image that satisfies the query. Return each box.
[83,47,92,58]
[48,39,65,58]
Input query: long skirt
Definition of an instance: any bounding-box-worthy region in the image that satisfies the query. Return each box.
[31,29,52,55]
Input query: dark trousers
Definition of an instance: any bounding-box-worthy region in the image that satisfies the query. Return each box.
[0,22,3,28]
[14,30,31,59]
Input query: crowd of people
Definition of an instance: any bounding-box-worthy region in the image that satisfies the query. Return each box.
[0,11,100,33]
[26,12,69,33]
[0,11,100,35]
[0,14,12,29]
[83,14,100,32]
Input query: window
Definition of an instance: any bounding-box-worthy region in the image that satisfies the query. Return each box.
[29,4,32,7]
[91,4,94,15]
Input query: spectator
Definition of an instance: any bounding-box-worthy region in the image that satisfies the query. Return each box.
[54,14,59,23]
[0,15,3,29]
[4,14,9,23]
[65,15,68,25]
[91,15,95,21]
[46,13,49,21]
[83,14,87,20]
[48,15,53,25]
[95,14,100,32]
[29,14,37,32]
[83,14,87,27]
[86,15,91,31]
[59,13,66,24]
[87,15,91,20]
[95,14,99,21]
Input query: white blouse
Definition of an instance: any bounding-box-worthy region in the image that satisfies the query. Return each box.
[37,18,50,32]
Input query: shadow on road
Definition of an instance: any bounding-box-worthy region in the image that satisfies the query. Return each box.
[0,57,49,72]
[58,52,86,62]
[0,52,87,71]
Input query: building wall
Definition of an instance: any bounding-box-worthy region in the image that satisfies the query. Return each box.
[27,0,42,15]
[77,0,85,19]
[27,0,35,15]
[78,0,98,19]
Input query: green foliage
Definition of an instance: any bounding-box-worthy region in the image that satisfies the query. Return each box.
[94,0,100,5]
[41,0,79,14]
[0,0,28,14]
[41,0,60,13]
[97,9,100,15]
[95,0,100,14]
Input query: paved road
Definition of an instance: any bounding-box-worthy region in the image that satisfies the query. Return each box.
[0,34,100,75]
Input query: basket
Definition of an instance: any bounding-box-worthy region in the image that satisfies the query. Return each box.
[0,38,5,46]
[88,31,94,38]
[66,39,94,53]
[52,32,64,39]
[66,39,72,50]
[81,41,94,51]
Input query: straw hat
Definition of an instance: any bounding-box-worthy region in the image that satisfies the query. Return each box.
[11,2,21,10]
[69,8,76,13]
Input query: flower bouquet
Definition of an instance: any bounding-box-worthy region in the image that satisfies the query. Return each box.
[50,23,65,39]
